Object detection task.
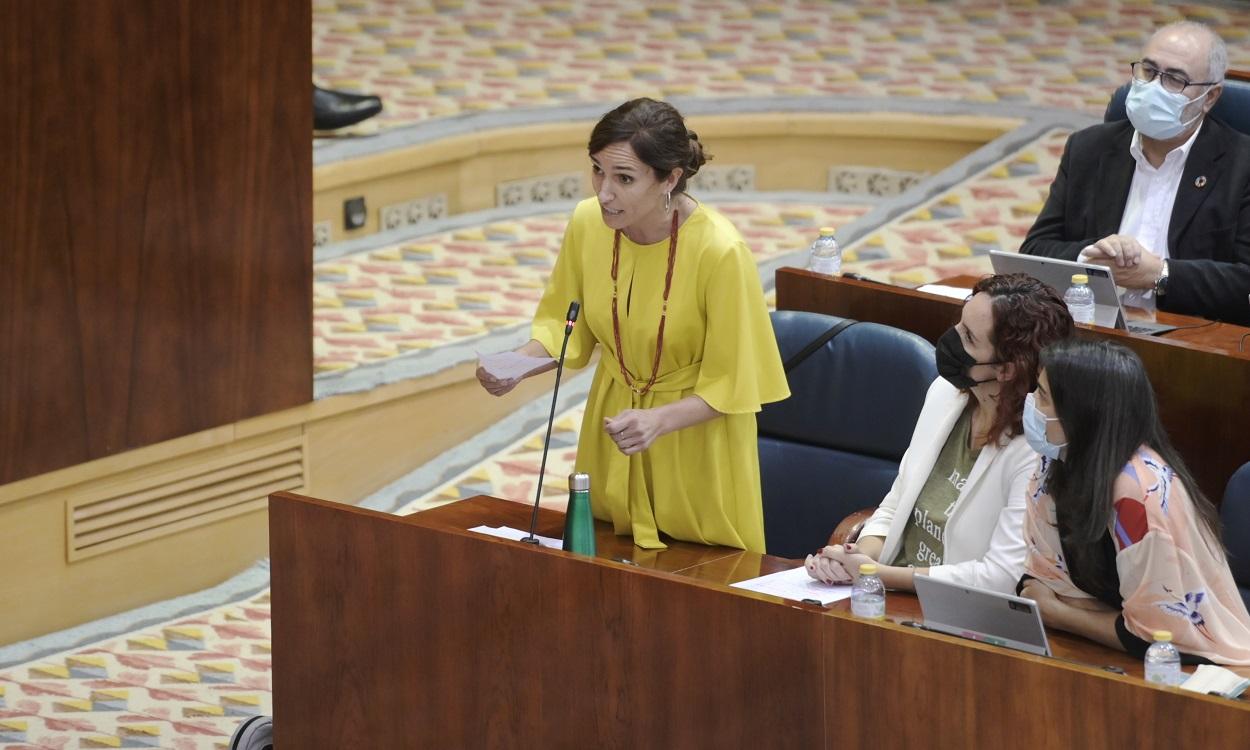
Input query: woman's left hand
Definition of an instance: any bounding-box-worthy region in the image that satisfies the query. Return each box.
[604,409,666,455]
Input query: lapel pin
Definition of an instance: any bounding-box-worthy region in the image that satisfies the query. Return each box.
[1195,175,1208,188]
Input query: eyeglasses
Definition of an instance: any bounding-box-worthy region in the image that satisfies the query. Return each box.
[1130,61,1219,94]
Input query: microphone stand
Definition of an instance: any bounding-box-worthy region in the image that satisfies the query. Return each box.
[523,301,580,544]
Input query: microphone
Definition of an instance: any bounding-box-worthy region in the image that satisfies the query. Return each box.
[524,301,580,544]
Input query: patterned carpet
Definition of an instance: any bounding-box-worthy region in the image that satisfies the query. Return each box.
[6,0,1247,746]
[0,594,271,749]
[313,0,1250,131]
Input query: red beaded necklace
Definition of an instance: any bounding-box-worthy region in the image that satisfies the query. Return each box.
[610,210,679,397]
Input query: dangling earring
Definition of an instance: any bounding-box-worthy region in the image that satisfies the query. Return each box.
[664,191,672,212]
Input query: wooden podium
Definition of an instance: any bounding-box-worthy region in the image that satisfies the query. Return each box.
[270,493,1250,748]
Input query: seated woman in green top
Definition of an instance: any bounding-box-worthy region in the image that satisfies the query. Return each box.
[807,274,1072,593]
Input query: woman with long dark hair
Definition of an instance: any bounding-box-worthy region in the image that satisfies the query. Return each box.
[477,98,788,552]
[1021,339,1250,664]
[808,273,1073,592]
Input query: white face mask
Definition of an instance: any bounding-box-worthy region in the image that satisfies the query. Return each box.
[1023,392,1067,461]
[1126,77,1211,141]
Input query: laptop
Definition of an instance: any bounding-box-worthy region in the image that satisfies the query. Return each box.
[913,574,1052,657]
[989,251,1178,336]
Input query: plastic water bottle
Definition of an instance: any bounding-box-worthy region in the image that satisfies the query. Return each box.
[1064,273,1096,325]
[1144,630,1183,686]
[851,563,886,620]
[806,227,841,276]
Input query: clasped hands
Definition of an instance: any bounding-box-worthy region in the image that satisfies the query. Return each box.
[1081,234,1164,290]
[805,543,875,585]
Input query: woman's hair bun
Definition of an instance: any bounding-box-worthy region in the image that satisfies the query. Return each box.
[686,130,708,175]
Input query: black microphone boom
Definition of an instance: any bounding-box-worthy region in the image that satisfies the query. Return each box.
[524,301,581,544]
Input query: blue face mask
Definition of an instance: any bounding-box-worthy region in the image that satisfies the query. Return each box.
[1023,392,1067,460]
[1125,77,1210,141]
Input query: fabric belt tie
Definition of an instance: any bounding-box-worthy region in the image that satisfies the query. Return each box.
[602,354,700,396]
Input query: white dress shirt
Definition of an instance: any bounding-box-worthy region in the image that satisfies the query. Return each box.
[1115,121,1203,308]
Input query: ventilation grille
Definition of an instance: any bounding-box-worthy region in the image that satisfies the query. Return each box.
[67,436,304,560]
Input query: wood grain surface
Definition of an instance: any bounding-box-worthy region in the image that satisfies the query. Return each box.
[271,493,824,749]
[271,493,1250,748]
[0,1,311,484]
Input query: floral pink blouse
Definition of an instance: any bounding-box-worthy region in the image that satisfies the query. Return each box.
[1025,448,1250,665]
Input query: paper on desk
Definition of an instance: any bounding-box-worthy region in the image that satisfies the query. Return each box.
[468,524,562,550]
[731,565,853,605]
[477,351,554,382]
[916,283,972,301]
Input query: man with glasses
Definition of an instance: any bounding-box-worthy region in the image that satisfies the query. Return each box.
[1021,22,1250,326]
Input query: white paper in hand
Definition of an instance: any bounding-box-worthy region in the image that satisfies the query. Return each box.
[477,350,554,382]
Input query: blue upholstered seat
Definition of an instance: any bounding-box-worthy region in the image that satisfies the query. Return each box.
[1221,461,1250,612]
[1104,78,1250,135]
[758,311,937,559]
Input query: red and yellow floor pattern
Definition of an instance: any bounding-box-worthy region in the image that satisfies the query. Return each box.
[1,593,270,749]
[313,0,1250,132]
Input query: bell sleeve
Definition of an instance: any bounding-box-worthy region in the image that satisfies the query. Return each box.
[1115,459,1250,664]
[530,202,597,370]
[692,240,789,414]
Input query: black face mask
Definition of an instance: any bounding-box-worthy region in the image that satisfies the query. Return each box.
[935,327,1001,390]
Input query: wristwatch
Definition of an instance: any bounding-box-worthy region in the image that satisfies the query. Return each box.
[1154,259,1170,298]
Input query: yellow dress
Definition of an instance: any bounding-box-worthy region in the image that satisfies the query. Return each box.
[531,198,789,552]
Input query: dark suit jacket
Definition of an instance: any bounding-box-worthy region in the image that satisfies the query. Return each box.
[1020,116,1250,325]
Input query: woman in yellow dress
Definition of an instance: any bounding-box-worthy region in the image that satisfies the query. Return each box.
[477,98,789,552]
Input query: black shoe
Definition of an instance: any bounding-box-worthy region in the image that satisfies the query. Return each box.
[313,85,383,130]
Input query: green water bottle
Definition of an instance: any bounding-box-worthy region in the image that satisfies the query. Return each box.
[562,472,596,556]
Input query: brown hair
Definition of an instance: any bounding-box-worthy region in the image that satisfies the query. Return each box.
[972,273,1074,444]
[587,98,708,193]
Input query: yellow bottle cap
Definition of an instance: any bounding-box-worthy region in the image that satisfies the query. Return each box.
[1152,630,1173,642]
[1071,273,1088,284]
[859,563,878,575]
[820,226,836,235]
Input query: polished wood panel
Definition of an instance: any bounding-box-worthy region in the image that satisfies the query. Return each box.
[272,494,1250,747]
[0,1,311,485]
[828,613,1249,748]
[776,269,1250,500]
[271,493,825,749]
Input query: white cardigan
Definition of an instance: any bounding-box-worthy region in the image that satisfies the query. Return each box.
[858,378,1039,593]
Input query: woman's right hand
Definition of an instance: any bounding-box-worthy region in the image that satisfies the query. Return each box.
[476,366,521,397]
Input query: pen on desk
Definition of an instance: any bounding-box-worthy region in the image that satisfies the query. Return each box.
[611,557,639,566]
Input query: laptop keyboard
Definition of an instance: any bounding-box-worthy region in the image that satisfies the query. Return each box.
[1126,322,1176,336]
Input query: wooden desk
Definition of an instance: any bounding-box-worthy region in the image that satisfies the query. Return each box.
[775,268,1250,501]
[270,493,1250,748]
